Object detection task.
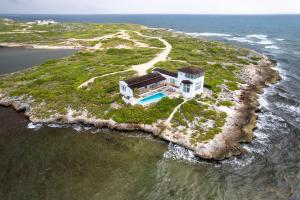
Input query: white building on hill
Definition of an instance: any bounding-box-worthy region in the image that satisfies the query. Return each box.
[119,66,205,104]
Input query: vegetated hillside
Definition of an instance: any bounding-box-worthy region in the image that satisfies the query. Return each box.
[0,19,262,145]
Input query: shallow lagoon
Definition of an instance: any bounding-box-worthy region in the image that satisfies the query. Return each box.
[0,47,75,74]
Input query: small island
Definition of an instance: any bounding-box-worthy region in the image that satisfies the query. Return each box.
[0,18,280,160]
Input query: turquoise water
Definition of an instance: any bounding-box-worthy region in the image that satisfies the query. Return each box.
[138,92,167,105]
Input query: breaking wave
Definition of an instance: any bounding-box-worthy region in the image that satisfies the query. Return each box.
[226,37,254,44]
[188,32,232,37]
[180,31,281,49]
[221,155,255,169]
[163,143,199,163]
[265,45,280,50]
[246,34,268,40]
[27,122,43,130]
[174,31,232,37]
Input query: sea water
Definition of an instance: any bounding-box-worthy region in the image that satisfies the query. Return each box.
[0,15,299,200]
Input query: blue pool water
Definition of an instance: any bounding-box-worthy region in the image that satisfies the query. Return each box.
[138,92,167,105]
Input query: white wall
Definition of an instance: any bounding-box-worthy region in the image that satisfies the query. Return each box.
[178,72,205,99]
[154,72,178,86]
[120,72,205,100]
[119,81,133,98]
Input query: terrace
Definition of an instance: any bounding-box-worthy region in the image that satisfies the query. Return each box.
[122,85,181,106]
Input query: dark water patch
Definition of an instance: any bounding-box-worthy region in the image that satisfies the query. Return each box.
[0,106,28,135]
[0,107,167,200]
[0,47,75,74]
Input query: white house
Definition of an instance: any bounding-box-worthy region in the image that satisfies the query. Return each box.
[119,66,205,100]
[119,73,166,99]
[176,67,205,99]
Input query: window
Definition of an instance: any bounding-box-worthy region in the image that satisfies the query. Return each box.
[170,78,176,85]
[194,74,201,79]
[121,85,126,92]
[184,73,201,79]
[183,84,190,93]
[195,81,202,91]
[185,73,193,79]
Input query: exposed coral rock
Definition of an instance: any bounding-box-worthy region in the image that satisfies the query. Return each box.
[0,56,280,161]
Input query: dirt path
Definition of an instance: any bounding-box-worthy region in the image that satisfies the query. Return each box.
[132,32,172,76]
[165,99,187,124]
[78,69,133,89]
[78,31,172,88]
[68,31,125,42]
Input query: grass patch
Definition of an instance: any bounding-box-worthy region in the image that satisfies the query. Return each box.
[112,97,184,124]
[218,100,234,107]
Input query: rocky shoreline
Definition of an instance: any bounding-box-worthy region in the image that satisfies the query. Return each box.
[193,56,280,160]
[0,54,280,161]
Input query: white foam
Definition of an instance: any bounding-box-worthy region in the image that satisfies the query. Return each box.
[83,126,93,131]
[274,62,287,80]
[276,38,285,41]
[27,122,43,130]
[245,34,275,46]
[163,143,199,163]
[183,32,232,37]
[258,95,270,110]
[73,125,82,132]
[226,37,254,44]
[274,102,300,119]
[257,40,273,45]
[221,155,255,169]
[265,45,280,50]
[243,144,267,155]
[47,124,67,128]
[195,32,231,37]
[246,34,268,40]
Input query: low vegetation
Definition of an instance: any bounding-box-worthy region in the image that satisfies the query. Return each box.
[0,18,261,145]
[171,99,227,143]
[111,97,184,124]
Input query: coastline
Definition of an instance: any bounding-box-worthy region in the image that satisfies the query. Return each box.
[0,18,281,160]
[193,56,280,159]
[0,54,280,160]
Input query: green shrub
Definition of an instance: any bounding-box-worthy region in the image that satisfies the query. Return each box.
[218,100,234,107]
[112,97,184,124]
[250,56,261,61]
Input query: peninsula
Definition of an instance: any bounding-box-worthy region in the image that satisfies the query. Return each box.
[0,18,280,160]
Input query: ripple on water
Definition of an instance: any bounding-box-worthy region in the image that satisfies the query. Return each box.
[221,155,255,169]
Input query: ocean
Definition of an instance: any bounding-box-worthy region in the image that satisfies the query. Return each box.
[0,15,299,200]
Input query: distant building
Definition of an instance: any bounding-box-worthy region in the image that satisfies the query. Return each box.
[27,20,58,25]
[119,66,205,102]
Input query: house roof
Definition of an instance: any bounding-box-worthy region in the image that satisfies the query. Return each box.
[153,68,178,78]
[178,67,205,75]
[181,80,193,84]
[125,73,166,89]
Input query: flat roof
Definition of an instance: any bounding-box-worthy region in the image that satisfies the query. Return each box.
[125,73,166,89]
[178,67,205,75]
[153,68,178,78]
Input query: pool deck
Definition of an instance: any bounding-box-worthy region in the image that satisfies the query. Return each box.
[122,86,181,106]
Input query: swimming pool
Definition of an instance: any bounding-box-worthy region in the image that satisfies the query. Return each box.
[138,92,167,105]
